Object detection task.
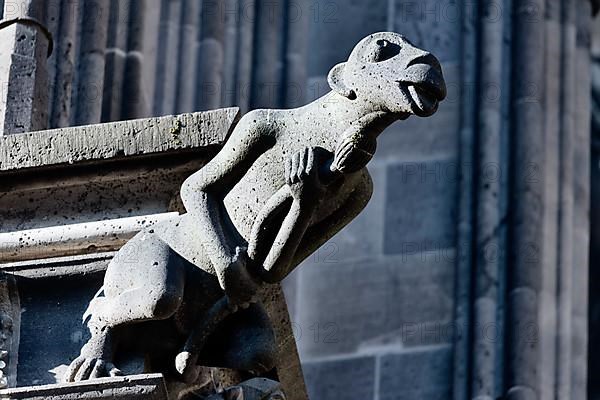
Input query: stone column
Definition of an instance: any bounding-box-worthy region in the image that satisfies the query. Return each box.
[538,1,561,398]
[123,0,158,120]
[570,2,592,398]
[101,0,130,122]
[588,10,600,400]
[153,0,181,116]
[0,0,50,135]
[505,1,546,399]
[195,0,224,111]
[44,0,61,123]
[48,0,78,128]
[556,1,576,398]
[73,0,110,126]
[283,0,309,108]
[250,0,284,108]
[470,0,509,398]
[221,0,239,108]
[453,1,478,399]
[235,0,255,113]
[175,0,200,113]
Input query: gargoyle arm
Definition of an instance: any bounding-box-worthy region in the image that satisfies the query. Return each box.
[250,169,373,282]
[180,111,273,288]
[247,186,314,283]
[294,169,373,267]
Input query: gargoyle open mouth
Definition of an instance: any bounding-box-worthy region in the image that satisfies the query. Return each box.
[406,83,440,116]
[398,64,446,117]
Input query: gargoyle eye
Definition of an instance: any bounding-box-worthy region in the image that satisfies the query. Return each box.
[365,40,401,63]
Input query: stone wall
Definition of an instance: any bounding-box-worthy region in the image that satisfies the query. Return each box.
[1,1,599,399]
[284,1,461,399]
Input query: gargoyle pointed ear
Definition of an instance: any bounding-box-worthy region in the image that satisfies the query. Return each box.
[327,62,356,99]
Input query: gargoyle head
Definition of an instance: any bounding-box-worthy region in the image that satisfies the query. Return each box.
[328,32,446,117]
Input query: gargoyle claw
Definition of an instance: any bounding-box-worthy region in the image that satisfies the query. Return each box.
[64,356,122,382]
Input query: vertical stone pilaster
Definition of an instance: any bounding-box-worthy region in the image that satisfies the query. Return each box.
[101,0,130,122]
[120,0,155,120]
[221,0,238,108]
[588,12,600,400]
[153,0,182,116]
[73,0,109,126]
[556,1,577,398]
[250,0,285,108]
[283,0,309,109]
[44,0,61,123]
[505,1,546,399]
[195,0,224,111]
[0,0,50,135]
[571,2,592,398]
[236,0,255,113]
[48,0,77,128]
[175,0,200,113]
[470,0,510,398]
[453,0,478,398]
[538,2,561,398]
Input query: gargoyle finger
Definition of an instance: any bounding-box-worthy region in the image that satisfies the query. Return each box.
[290,152,300,183]
[297,148,307,182]
[89,359,106,379]
[64,356,85,382]
[74,358,96,381]
[284,155,292,185]
[306,146,315,175]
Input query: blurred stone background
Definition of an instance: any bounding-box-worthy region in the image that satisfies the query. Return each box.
[1,0,600,399]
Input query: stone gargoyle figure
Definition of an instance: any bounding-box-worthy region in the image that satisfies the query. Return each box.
[65,31,446,392]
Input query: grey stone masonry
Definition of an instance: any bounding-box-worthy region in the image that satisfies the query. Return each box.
[0,373,168,399]
[0,0,51,135]
[0,110,308,400]
[0,108,239,172]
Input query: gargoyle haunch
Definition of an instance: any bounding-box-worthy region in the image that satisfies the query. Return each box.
[65,31,446,388]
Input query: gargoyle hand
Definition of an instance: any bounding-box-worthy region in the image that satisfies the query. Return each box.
[223,246,260,307]
[285,147,329,205]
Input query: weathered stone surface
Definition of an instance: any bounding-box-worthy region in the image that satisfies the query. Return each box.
[0,276,19,389]
[0,0,51,135]
[0,108,240,172]
[302,356,375,400]
[48,0,77,129]
[259,284,308,400]
[0,213,178,262]
[391,0,461,63]
[383,158,458,254]
[296,252,455,357]
[16,273,104,386]
[60,32,446,399]
[307,0,388,77]
[153,0,182,116]
[1,373,168,399]
[73,0,110,126]
[1,253,113,280]
[175,0,200,113]
[379,346,453,400]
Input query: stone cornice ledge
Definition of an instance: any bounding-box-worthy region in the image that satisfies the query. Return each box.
[0,373,168,399]
[0,108,240,173]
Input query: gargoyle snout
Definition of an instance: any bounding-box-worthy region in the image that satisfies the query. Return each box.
[404,51,447,102]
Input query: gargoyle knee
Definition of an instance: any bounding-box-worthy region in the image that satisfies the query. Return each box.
[148,290,182,320]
